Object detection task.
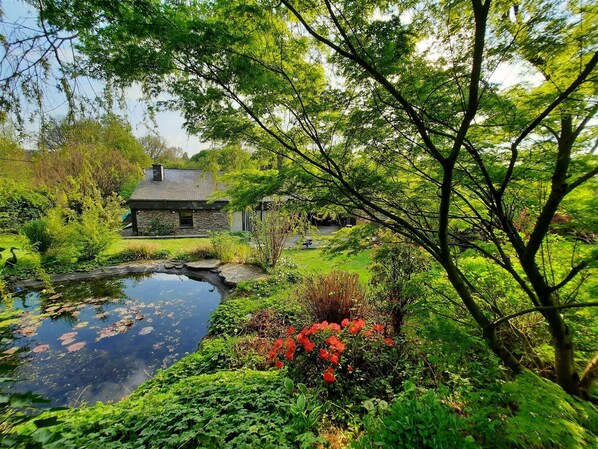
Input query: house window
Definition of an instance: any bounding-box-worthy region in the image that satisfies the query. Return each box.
[179,210,193,228]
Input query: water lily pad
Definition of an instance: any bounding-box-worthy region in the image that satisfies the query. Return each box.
[58,332,78,341]
[61,338,76,346]
[74,321,89,329]
[17,326,38,337]
[96,327,119,341]
[3,347,18,355]
[67,342,86,352]
[139,326,154,336]
[32,344,50,353]
[44,305,62,313]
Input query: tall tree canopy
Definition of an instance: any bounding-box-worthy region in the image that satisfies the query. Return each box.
[34,115,149,197]
[41,0,598,395]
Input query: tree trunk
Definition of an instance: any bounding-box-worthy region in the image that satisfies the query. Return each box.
[544,301,581,395]
[442,258,524,374]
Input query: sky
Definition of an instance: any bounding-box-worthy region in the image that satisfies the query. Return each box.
[1,0,207,155]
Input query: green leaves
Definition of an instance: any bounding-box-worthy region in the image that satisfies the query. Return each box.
[43,370,317,449]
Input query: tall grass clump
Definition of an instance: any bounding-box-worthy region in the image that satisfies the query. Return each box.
[301,271,365,324]
[119,243,165,261]
[22,219,54,255]
[174,241,216,261]
[209,231,251,263]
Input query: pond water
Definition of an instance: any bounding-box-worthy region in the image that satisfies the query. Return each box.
[2,272,223,407]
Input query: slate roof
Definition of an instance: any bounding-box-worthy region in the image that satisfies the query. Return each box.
[129,169,227,202]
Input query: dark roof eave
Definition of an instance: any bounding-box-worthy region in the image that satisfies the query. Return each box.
[129,199,230,210]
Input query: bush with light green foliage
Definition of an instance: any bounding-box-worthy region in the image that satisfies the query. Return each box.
[22,219,54,255]
[27,181,123,264]
[0,179,52,233]
[209,231,251,263]
[354,381,479,449]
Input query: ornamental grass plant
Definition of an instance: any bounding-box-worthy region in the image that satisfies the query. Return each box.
[301,271,366,324]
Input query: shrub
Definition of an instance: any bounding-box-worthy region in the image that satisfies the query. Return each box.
[75,193,121,261]
[146,218,175,236]
[249,200,302,269]
[369,241,427,334]
[301,271,365,324]
[209,231,251,263]
[119,243,164,261]
[270,319,401,401]
[354,382,479,449]
[0,179,51,233]
[22,219,54,255]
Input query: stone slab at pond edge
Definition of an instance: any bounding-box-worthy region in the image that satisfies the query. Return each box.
[185,259,222,270]
[217,263,267,286]
[8,262,229,294]
[7,260,267,291]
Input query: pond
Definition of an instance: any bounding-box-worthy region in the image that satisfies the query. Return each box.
[1,272,224,407]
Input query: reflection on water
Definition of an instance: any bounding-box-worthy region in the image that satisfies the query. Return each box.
[1,273,221,407]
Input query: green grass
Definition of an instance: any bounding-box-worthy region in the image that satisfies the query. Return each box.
[0,234,38,270]
[104,237,211,258]
[284,248,372,283]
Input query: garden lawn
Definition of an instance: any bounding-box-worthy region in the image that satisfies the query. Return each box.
[0,234,38,270]
[284,249,372,283]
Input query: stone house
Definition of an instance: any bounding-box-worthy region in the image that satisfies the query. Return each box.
[128,165,245,236]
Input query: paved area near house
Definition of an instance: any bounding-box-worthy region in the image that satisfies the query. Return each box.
[285,225,341,248]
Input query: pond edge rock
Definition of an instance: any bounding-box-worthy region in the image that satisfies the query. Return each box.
[8,260,267,292]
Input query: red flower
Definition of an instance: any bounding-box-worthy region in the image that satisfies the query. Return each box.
[325,336,346,353]
[330,353,339,365]
[384,338,394,347]
[303,340,315,352]
[268,349,276,360]
[320,348,330,360]
[284,339,296,360]
[349,319,365,334]
[276,360,284,369]
[323,367,336,383]
[287,327,296,335]
[329,323,341,332]
[306,323,320,336]
[347,364,353,372]
[274,339,283,349]
[364,330,372,337]
[372,324,384,333]
[341,318,350,327]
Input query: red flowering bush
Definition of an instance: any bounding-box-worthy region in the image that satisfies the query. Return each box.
[269,318,400,399]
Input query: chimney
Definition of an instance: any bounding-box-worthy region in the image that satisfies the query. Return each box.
[152,164,164,182]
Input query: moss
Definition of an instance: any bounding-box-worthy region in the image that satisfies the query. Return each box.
[503,372,598,448]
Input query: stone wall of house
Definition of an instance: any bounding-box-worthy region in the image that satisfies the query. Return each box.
[136,209,230,236]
